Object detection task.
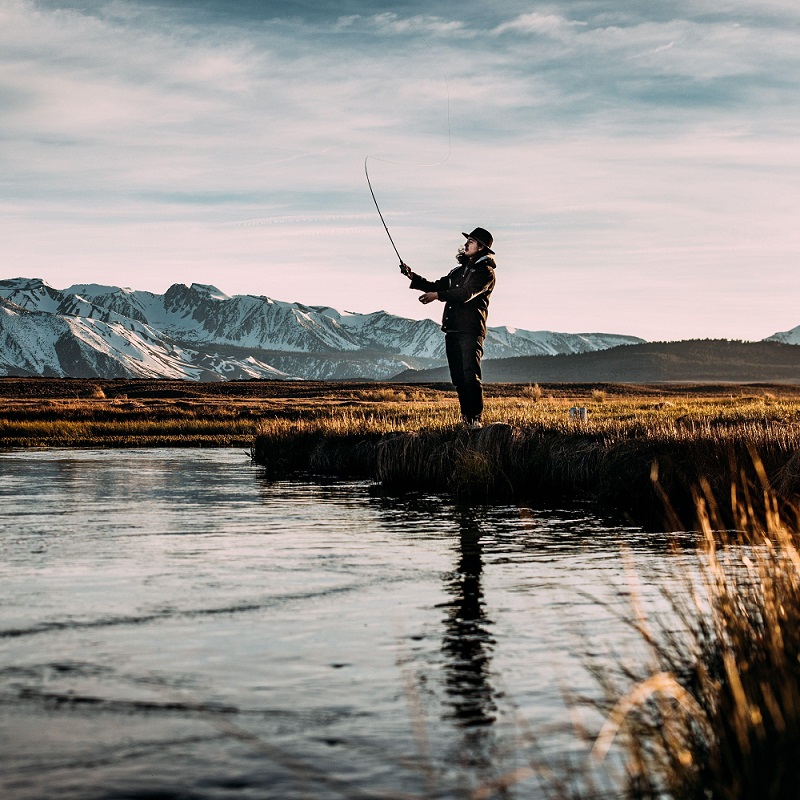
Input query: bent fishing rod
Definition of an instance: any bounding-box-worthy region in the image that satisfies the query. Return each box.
[364,156,404,264]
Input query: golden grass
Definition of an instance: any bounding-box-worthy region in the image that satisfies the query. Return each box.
[580,466,800,799]
[0,379,458,446]
[252,391,800,437]
[4,379,800,521]
[251,392,800,522]
[521,382,543,401]
[0,397,264,446]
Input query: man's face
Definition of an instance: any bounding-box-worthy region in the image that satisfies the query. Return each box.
[463,237,482,257]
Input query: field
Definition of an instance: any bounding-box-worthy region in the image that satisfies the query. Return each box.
[2,377,800,526]
[0,377,363,447]
[2,378,799,444]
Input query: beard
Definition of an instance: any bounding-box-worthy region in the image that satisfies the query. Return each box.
[455,246,469,265]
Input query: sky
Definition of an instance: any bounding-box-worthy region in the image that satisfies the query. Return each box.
[2,0,800,341]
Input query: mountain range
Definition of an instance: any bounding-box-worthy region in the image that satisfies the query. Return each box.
[0,278,644,381]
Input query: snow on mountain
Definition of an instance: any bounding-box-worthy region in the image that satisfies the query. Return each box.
[0,296,190,379]
[484,327,642,358]
[0,289,288,380]
[317,307,446,359]
[765,325,800,346]
[0,277,646,380]
[0,277,64,314]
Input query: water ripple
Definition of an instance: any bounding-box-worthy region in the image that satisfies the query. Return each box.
[0,448,675,800]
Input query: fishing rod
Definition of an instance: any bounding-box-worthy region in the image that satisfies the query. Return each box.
[364,156,404,263]
[364,74,452,267]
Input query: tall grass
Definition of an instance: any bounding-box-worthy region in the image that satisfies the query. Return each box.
[581,466,800,799]
[252,396,800,521]
[521,383,543,401]
[0,396,267,446]
[4,384,800,502]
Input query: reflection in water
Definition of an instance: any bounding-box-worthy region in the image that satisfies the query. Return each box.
[1,450,679,800]
[441,509,498,770]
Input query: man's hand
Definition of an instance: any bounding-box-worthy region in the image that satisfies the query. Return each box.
[399,262,412,278]
[418,292,438,304]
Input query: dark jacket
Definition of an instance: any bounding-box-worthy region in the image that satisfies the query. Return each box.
[409,254,496,337]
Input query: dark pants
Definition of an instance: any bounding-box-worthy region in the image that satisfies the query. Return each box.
[445,333,484,420]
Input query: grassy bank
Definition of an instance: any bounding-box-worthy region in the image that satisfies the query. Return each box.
[251,388,800,525]
[3,378,799,524]
[4,377,779,448]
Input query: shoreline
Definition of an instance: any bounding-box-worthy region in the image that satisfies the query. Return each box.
[3,378,799,527]
[251,421,800,528]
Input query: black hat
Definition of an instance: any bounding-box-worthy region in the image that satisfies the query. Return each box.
[462,227,495,254]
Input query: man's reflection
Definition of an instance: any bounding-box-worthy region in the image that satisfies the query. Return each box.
[441,509,498,757]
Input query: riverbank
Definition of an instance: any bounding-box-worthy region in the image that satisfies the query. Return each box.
[250,386,800,526]
[4,378,799,525]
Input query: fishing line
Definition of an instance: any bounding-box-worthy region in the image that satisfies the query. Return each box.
[364,73,452,264]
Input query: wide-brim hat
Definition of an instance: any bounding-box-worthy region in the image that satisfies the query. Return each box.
[462,227,495,254]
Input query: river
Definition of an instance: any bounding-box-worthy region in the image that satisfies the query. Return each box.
[0,448,687,799]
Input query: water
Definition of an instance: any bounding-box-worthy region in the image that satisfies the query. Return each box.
[0,449,688,799]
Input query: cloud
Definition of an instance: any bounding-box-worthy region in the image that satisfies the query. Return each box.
[2,0,800,340]
[336,12,469,37]
[493,11,585,38]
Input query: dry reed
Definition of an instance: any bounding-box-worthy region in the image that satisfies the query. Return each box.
[252,397,800,523]
[578,463,800,799]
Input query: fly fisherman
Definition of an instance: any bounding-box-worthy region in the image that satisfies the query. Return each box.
[400,228,496,430]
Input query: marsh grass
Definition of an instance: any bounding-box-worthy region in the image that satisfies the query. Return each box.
[0,399,261,446]
[4,379,800,517]
[571,465,800,799]
[0,379,461,446]
[252,393,800,522]
[428,467,800,800]
[522,383,543,401]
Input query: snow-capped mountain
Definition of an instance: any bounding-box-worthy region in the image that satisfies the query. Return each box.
[766,325,800,346]
[483,326,639,358]
[0,277,646,380]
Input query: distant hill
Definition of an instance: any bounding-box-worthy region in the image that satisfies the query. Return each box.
[392,340,800,383]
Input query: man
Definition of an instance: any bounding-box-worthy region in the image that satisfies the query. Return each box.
[400,227,496,430]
